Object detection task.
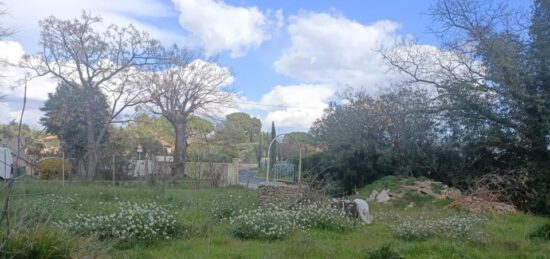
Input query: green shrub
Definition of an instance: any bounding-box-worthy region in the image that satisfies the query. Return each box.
[294,203,355,232]
[229,203,356,241]
[38,158,70,180]
[530,222,550,240]
[0,226,101,259]
[367,245,404,259]
[210,194,255,220]
[230,207,296,240]
[57,201,184,246]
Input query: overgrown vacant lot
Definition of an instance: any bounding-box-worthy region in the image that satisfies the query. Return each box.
[3,179,550,259]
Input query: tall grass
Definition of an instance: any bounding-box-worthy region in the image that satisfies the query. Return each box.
[2,179,550,258]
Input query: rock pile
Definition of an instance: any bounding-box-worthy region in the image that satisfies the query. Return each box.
[368,189,392,203]
[366,179,517,214]
[367,180,462,203]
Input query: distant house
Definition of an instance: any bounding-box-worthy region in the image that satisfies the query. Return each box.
[158,139,174,155]
[0,132,38,175]
[40,135,61,154]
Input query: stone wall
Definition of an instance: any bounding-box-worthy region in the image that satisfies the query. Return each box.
[258,183,309,208]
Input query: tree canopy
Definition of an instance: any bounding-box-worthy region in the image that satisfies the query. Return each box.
[305,0,550,213]
[41,82,110,175]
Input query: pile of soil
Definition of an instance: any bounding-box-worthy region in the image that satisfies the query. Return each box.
[448,196,517,214]
[367,178,517,214]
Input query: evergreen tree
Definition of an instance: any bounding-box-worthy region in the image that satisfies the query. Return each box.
[270,121,277,168]
[41,82,110,176]
[527,0,550,212]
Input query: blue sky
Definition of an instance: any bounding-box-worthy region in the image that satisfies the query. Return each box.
[0,0,533,132]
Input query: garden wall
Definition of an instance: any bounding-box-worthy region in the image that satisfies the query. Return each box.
[184,158,239,187]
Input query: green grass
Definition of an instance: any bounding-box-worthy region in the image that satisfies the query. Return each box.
[2,179,550,258]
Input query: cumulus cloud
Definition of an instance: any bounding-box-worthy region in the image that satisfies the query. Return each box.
[0,102,12,124]
[0,41,58,128]
[0,41,58,101]
[248,84,334,130]
[172,0,283,57]
[2,0,180,49]
[274,12,407,92]
[263,12,414,129]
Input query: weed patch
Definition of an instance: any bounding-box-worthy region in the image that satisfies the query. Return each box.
[392,214,487,242]
[367,244,404,259]
[530,221,550,240]
[57,201,184,246]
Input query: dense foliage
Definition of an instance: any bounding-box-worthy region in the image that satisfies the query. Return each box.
[38,158,70,180]
[305,0,550,214]
[530,221,550,240]
[41,82,110,176]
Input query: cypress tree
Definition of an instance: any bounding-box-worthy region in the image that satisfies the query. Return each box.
[270,121,277,168]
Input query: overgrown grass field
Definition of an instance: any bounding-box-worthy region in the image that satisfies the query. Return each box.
[2,179,550,258]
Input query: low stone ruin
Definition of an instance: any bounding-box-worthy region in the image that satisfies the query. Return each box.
[258,182,309,208]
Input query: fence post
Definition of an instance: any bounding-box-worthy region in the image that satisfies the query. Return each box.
[62,151,65,187]
[112,154,115,187]
[156,154,159,186]
[232,158,240,185]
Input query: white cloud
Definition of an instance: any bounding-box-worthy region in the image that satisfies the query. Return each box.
[0,102,12,124]
[0,41,58,128]
[0,40,23,64]
[0,41,58,101]
[251,84,334,129]
[2,0,180,49]
[274,12,406,92]
[172,0,283,57]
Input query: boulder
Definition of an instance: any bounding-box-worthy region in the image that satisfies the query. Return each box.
[376,189,391,202]
[368,190,378,201]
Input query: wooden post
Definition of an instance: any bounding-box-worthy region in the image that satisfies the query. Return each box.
[62,151,65,187]
[298,144,302,183]
[112,154,115,187]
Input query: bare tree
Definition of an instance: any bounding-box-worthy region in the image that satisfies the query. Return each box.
[380,0,550,212]
[22,12,161,177]
[0,1,14,80]
[142,46,233,178]
[0,1,13,42]
[379,0,534,143]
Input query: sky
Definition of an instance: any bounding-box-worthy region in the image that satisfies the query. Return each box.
[0,0,532,133]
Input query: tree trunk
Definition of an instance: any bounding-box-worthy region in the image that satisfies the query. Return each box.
[85,99,97,178]
[172,119,188,178]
